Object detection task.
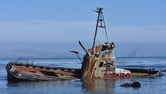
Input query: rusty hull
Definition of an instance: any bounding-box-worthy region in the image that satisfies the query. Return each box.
[6,62,81,81]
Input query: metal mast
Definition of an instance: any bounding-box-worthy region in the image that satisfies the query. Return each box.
[92,8,109,55]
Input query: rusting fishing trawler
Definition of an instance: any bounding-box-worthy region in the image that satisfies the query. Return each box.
[6,8,161,81]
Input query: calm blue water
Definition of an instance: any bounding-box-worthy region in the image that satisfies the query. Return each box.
[0,57,166,94]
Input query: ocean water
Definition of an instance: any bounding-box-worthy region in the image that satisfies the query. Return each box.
[0,57,166,94]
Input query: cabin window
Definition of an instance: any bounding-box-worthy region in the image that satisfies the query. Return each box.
[95,54,99,57]
[99,62,104,67]
[101,45,108,51]
[116,74,119,77]
[108,67,112,71]
[107,61,113,67]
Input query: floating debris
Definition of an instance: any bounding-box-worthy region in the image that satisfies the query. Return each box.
[120,81,141,88]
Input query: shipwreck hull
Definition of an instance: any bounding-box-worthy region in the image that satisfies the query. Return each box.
[6,62,81,81]
[6,62,161,81]
[127,68,161,77]
[5,8,162,81]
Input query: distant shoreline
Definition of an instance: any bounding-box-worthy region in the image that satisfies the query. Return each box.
[1,56,166,60]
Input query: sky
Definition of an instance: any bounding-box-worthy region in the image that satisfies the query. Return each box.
[0,0,166,57]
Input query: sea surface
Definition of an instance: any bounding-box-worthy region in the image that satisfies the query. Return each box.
[0,57,166,94]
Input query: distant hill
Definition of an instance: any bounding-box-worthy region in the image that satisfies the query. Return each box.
[128,49,147,57]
